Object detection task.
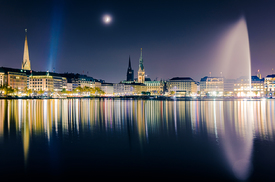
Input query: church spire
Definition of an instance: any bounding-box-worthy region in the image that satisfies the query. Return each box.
[128,56,132,69]
[126,55,134,81]
[139,48,144,71]
[138,48,145,83]
[22,29,31,70]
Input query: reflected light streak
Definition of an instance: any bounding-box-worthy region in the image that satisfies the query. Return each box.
[0,100,4,139]
[213,101,218,140]
[55,99,58,134]
[222,101,253,180]
[173,100,177,135]
[0,99,275,175]
[23,102,30,166]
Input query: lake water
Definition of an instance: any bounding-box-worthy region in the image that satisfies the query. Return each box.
[0,98,275,180]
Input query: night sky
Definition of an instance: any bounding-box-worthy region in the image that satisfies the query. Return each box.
[1,0,275,83]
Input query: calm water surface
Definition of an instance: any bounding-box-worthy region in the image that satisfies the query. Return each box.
[0,99,275,181]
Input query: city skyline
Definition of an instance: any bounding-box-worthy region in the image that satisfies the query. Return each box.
[5,31,274,84]
[0,27,274,85]
[2,1,275,180]
[1,0,275,83]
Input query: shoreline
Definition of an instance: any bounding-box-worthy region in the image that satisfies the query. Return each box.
[0,95,272,101]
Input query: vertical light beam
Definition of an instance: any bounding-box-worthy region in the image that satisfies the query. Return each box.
[48,1,64,71]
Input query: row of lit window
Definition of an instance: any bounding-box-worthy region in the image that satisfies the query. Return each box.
[31,82,43,84]
[10,80,27,82]
[31,79,44,81]
[10,84,25,86]
[31,85,44,88]
[206,79,223,82]
[146,84,161,86]
[9,76,26,79]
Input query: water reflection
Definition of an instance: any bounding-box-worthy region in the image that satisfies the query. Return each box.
[0,99,275,179]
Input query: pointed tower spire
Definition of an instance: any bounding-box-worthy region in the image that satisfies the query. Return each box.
[22,29,31,70]
[138,48,145,83]
[128,56,132,69]
[139,48,144,71]
[126,55,134,81]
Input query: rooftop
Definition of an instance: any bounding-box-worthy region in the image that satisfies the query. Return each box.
[266,74,275,78]
[170,77,194,81]
[0,67,31,74]
[251,76,264,81]
[31,71,63,77]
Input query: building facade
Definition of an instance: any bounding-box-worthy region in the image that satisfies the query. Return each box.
[0,67,28,91]
[265,74,275,97]
[113,83,125,95]
[114,83,146,95]
[251,76,264,97]
[167,77,197,96]
[29,72,67,92]
[0,72,6,87]
[61,73,95,90]
[233,76,264,97]
[234,76,250,97]
[91,81,102,89]
[224,79,235,97]
[101,83,113,95]
[144,81,164,95]
[200,76,224,96]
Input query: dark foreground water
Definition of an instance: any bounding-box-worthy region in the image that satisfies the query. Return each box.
[0,99,275,181]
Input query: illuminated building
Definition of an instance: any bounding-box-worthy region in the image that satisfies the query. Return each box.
[0,67,28,91]
[114,83,146,95]
[121,80,135,84]
[29,72,67,92]
[232,76,264,97]
[126,56,134,81]
[113,83,125,95]
[251,76,264,97]
[91,80,102,89]
[138,48,145,83]
[60,73,95,90]
[129,83,147,94]
[224,79,235,97]
[144,80,165,95]
[196,82,200,94]
[264,74,275,97]
[200,76,224,96]
[101,83,113,95]
[66,83,74,91]
[233,76,250,97]
[167,77,197,96]
[22,29,31,70]
[0,72,5,87]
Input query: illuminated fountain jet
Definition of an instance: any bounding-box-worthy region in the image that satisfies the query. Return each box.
[214,16,252,97]
[213,16,254,180]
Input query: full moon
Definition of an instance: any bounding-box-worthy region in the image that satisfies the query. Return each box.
[103,15,112,24]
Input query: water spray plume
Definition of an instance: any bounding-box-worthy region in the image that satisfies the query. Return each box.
[214,16,252,86]
[219,16,253,181]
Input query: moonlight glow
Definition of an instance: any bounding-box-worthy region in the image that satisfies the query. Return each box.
[103,15,112,24]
